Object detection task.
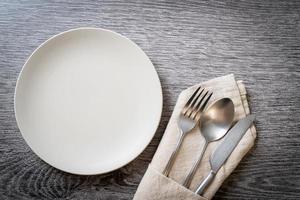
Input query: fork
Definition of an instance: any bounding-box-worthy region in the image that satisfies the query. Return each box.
[162,86,213,176]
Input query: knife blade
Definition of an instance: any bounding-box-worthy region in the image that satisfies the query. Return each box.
[195,114,255,195]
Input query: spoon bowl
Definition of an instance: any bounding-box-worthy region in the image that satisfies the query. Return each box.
[200,98,235,142]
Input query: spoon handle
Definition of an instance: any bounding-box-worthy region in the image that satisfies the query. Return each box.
[163,130,185,176]
[182,141,208,188]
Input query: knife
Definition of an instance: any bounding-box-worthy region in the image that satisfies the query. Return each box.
[195,114,255,195]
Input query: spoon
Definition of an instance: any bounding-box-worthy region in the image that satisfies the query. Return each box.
[182,98,234,188]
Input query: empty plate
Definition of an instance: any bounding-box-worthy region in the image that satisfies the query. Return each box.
[14,28,163,175]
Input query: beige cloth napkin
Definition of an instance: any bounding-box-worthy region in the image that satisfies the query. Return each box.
[133,74,256,200]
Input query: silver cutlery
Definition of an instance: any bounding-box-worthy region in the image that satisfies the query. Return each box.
[182,98,234,188]
[162,86,213,176]
[195,115,255,195]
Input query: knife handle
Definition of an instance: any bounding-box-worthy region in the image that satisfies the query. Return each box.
[195,170,215,195]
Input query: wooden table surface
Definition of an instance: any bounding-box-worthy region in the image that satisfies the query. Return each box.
[0,0,299,199]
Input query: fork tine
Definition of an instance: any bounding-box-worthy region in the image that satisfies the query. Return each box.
[183,86,201,114]
[188,88,204,110]
[190,90,208,118]
[194,91,208,110]
[192,91,213,121]
[193,92,213,120]
[199,92,213,112]
[185,88,204,116]
[185,86,200,106]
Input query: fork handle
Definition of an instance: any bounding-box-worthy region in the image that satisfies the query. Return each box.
[162,129,185,176]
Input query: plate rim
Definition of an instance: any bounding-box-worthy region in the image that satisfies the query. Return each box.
[14,27,163,175]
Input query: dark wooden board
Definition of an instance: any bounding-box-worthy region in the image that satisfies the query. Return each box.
[0,0,299,199]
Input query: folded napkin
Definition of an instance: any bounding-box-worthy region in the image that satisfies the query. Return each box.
[134,74,256,200]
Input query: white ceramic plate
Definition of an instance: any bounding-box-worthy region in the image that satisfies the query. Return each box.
[14,28,162,175]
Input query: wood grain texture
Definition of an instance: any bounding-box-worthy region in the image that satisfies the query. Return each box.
[0,0,299,199]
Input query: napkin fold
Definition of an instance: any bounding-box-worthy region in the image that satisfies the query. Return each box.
[134,74,256,200]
